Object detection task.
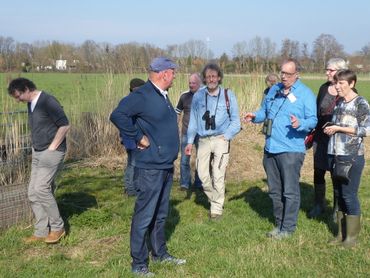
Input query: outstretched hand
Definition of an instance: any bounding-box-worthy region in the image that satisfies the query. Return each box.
[243,112,255,123]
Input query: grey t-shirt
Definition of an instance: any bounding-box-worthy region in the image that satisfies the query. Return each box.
[175,91,196,136]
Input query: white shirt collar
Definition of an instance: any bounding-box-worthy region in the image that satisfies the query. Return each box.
[151,81,168,99]
[30,91,42,112]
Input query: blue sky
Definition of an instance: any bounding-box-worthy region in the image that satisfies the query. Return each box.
[1,0,369,56]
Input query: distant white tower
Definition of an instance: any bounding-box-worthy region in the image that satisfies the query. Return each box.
[206,37,211,61]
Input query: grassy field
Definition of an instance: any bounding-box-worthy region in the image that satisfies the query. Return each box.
[2,72,370,112]
[0,164,368,277]
[0,72,369,276]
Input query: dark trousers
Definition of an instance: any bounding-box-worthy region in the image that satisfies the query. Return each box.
[124,150,136,195]
[329,155,364,215]
[180,135,202,188]
[263,152,305,233]
[130,167,173,268]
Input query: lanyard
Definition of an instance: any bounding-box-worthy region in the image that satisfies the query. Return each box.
[205,88,221,116]
[267,90,288,120]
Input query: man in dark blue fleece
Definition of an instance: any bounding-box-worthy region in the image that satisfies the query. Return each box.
[110,57,185,276]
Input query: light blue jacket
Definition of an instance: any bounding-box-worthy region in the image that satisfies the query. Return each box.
[253,80,317,154]
[187,86,241,143]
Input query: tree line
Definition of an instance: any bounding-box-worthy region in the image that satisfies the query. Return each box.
[1,33,370,73]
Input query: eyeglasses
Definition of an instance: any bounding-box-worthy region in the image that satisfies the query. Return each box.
[205,74,219,80]
[326,68,337,73]
[280,71,296,77]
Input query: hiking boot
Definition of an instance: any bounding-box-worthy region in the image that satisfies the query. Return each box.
[271,231,293,240]
[209,213,222,221]
[132,265,155,277]
[266,227,280,238]
[45,229,65,244]
[153,254,186,265]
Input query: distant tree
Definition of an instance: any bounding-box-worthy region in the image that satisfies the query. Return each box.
[247,36,277,72]
[300,42,314,71]
[78,40,103,71]
[232,41,248,73]
[166,44,181,58]
[280,38,300,60]
[312,33,345,70]
[219,52,229,71]
[14,42,33,71]
[361,42,370,57]
[0,36,15,71]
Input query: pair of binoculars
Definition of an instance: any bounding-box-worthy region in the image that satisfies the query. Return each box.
[202,110,216,130]
[262,119,273,136]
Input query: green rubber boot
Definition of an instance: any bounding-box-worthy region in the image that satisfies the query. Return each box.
[341,215,361,249]
[328,211,345,245]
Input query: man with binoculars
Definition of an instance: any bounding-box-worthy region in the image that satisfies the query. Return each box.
[245,59,317,239]
[185,63,241,220]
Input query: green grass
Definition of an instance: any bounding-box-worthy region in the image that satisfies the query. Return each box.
[0,72,369,276]
[0,166,368,277]
[2,72,370,112]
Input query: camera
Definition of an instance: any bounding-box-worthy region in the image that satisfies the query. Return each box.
[262,119,273,136]
[202,110,216,130]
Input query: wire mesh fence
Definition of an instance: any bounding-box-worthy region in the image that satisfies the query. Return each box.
[0,109,32,229]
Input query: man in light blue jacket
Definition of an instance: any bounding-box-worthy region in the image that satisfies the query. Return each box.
[245,59,317,239]
[185,63,241,220]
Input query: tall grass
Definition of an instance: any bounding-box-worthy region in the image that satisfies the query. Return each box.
[2,72,370,186]
[0,87,31,186]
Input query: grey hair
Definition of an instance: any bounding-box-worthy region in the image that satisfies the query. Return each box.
[265,73,279,84]
[327,58,349,70]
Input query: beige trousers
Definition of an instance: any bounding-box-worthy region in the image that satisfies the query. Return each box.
[197,136,230,215]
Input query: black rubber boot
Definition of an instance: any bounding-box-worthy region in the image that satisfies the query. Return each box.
[328,211,345,245]
[332,189,339,223]
[308,183,326,218]
[342,215,361,248]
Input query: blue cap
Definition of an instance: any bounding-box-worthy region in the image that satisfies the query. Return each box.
[149,57,178,72]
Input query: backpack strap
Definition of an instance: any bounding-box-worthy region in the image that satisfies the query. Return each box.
[224,88,230,118]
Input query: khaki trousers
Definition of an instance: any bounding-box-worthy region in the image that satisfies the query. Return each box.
[197,136,230,215]
[28,149,65,237]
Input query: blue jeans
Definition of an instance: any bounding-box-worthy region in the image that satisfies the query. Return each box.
[124,150,136,196]
[263,152,305,233]
[329,155,364,215]
[130,167,174,269]
[180,135,202,188]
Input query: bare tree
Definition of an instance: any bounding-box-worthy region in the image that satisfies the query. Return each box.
[361,42,370,57]
[0,36,15,71]
[14,42,33,71]
[78,40,103,71]
[280,39,300,60]
[232,41,248,73]
[312,33,345,70]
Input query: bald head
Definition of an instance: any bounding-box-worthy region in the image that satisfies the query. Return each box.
[189,73,202,93]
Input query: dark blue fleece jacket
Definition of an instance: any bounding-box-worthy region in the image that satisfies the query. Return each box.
[110,81,179,169]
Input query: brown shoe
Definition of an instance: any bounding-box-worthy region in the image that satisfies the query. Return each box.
[209,213,222,221]
[45,229,65,244]
[23,235,46,244]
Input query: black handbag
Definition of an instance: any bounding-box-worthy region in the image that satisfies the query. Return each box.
[332,155,353,183]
